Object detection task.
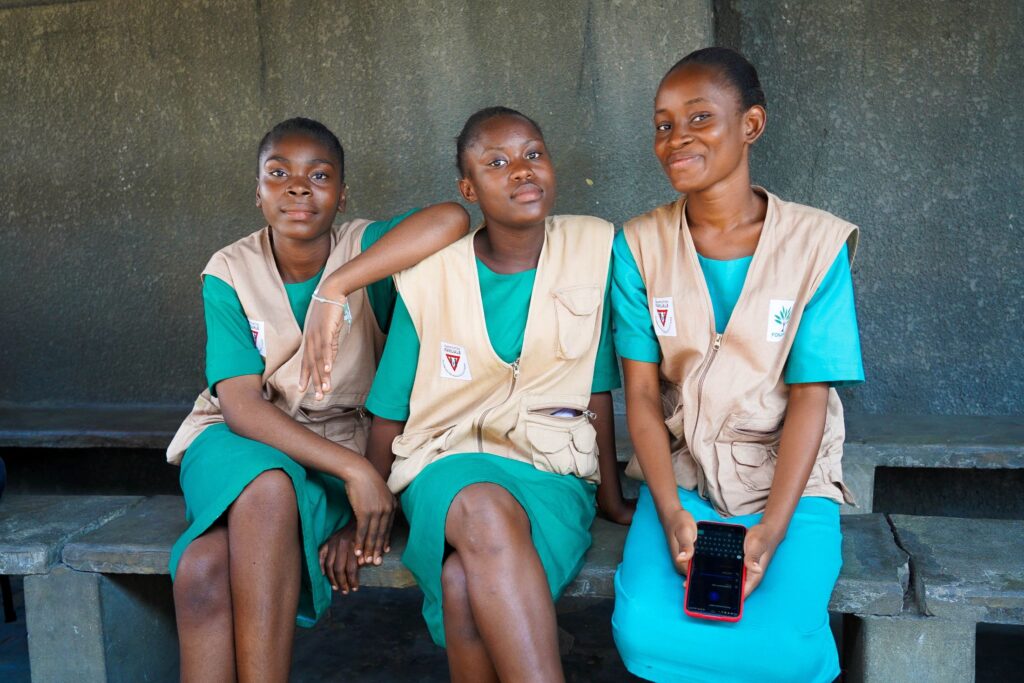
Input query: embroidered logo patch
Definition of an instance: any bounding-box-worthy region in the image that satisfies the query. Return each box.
[439,341,472,381]
[248,319,267,357]
[766,300,795,342]
[652,297,677,336]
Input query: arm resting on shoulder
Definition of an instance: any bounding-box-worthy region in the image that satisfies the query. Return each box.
[217,374,395,565]
[622,359,697,574]
[302,202,470,395]
[742,381,829,597]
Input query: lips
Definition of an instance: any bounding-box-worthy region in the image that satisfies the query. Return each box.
[282,206,317,219]
[512,182,544,202]
[666,151,702,170]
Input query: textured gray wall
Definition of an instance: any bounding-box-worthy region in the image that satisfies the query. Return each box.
[0,0,711,405]
[718,0,1023,414]
[1,0,1020,416]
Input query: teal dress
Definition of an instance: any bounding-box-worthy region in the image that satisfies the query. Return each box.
[367,257,620,646]
[169,210,414,628]
[609,229,864,682]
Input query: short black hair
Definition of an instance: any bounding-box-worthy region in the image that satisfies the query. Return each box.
[257,117,345,180]
[664,47,766,111]
[455,106,544,177]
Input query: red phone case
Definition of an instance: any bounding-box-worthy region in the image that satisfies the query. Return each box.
[683,521,747,622]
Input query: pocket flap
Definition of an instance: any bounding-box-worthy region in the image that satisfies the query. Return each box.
[553,285,601,316]
[572,424,597,453]
[731,443,769,467]
[525,423,574,454]
[392,425,455,459]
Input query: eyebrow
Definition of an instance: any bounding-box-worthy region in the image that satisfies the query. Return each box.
[478,139,543,153]
[654,98,710,115]
[264,156,335,166]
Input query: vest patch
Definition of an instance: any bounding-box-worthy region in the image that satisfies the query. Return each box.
[248,319,267,357]
[652,297,677,336]
[439,341,472,381]
[766,299,795,342]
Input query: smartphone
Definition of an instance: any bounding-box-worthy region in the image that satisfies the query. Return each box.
[683,520,747,622]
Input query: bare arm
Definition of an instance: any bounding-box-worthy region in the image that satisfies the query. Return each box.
[742,381,829,597]
[622,359,697,573]
[590,391,635,525]
[365,415,404,483]
[217,374,395,565]
[301,202,470,396]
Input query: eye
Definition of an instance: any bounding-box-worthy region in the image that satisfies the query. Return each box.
[487,158,508,168]
[525,150,543,160]
[655,122,671,132]
[268,168,287,177]
[691,113,712,124]
[311,171,329,181]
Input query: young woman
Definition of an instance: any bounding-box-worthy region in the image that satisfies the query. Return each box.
[166,117,469,682]
[611,48,864,682]
[309,106,632,682]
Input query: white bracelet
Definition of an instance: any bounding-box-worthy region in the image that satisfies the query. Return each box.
[311,293,346,309]
[312,289,353,326]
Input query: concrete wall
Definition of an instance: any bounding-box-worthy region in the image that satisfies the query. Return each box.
[1,0,1020,415]
[718,0,1023,414]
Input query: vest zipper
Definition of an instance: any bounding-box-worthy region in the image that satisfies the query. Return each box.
[690,333,723,453]
[475,358,521,452]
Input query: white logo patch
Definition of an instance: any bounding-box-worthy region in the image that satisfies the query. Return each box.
[248,319,267,357]
[651,297,677,336]
[439,341,472,381]
[766,299,795,342]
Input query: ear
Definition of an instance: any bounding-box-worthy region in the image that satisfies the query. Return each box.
[458,177,478,204]
[337,183,347,214]
[743,105,767,144]
[255,184,262,208]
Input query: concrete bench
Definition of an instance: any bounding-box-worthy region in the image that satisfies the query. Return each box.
[2,494,911,682]
[847,514,1024,683]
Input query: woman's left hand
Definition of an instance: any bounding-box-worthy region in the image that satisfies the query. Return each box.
[742,523,783,598]
[300,291,348,400]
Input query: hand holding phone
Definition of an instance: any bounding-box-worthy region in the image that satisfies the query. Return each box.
[684,520,747,622]
[664,507,698,575]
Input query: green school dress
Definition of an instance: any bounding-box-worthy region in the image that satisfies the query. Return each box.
[169,211,414,628]
[366,257,620,646]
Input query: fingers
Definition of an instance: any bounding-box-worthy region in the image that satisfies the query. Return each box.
[324,540,338,591]
[353,514,369,563]
[673,523,697,575]
[345,545,360,592]
[383,507,395,554]
[333,543,352,595]
[743,535,768,599]
[318,543,328,576]
[361,513,382,566]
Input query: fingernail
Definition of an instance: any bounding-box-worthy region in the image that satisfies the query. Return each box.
[322,381,329,390]
[325,364,331,372]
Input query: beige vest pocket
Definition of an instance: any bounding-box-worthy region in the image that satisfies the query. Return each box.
[552,285,602,360]
[523,412,599,479]
[392,424,457,463]
[729,442,776,491]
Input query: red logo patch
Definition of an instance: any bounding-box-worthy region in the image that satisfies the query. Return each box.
[445,353,460,371]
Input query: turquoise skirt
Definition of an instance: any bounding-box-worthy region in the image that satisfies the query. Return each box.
[400,453,597,647]
[169,423,352,627]
[613,485,842,683]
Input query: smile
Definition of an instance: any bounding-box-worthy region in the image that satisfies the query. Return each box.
[282,207,318,219]
[667,152,702,169]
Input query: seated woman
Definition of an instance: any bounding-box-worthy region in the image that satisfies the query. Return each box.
[166,117,469,682]
[307,107,633,682]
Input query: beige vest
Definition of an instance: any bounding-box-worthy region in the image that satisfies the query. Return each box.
[388,215,614,493]
[622,189,859,516]
[166,220,385,465]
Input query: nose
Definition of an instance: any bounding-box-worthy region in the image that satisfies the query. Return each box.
[509,159,535,182]
[668,124,691,149]
[287,177,311,196]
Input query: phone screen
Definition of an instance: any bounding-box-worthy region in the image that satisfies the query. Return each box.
[684,521,746,620]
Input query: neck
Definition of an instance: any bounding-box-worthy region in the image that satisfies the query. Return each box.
[474,218,546,273]
[684,164,765,233]
[270,231,331,283]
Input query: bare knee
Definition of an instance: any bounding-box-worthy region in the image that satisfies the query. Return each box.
[174,535,230,621]
[442,552,469,605]
[447,483,530,556]
[231,469,297,527]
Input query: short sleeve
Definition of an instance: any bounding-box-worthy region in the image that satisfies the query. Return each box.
[784,244,865,387]
[611,230,661,364]
[360,207,420,333]
[202,275,265,394]
[365,293,420,421]
[592,263,622,392]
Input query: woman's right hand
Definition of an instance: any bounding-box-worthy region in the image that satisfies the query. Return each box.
[299,291,348,400]
[343,458,396,566]
[663,507,698,576]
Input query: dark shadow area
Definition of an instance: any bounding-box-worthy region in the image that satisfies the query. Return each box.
[977,623,1024,682]
[1,448,178,496]
[874,467,1024,520]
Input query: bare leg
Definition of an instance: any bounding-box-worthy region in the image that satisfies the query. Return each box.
[227,470,302,682]
[174,524,235,683]
[445,483,564,683]
[442,551,499,683]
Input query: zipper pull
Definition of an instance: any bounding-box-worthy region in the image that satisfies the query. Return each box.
[512,359,520,379]
[583,409,597,420]
[713,333,723,351]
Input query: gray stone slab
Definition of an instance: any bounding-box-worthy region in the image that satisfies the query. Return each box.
[830,514,909,616]
[846,614,976,683]
[0,404,185,449]
[63,496,187,574]
[891,514,1024,624]
[0,495,142,574]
